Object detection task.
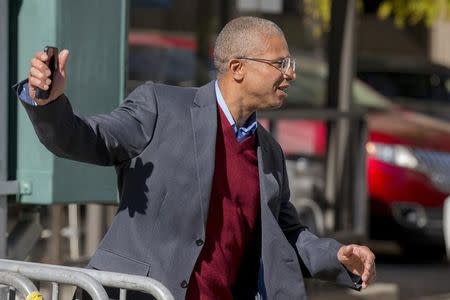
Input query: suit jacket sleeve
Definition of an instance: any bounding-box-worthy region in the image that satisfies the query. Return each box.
[277,150,362,291]
[18,81,157,166]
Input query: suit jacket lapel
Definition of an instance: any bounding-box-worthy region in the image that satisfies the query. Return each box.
[191,81,217,229]
[257,125,280,216]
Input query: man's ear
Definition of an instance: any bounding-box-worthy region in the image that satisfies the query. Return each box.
[228,59,245,81]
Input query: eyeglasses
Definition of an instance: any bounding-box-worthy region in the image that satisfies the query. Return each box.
[236,56,296,75]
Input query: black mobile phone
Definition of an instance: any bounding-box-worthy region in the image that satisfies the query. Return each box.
[36,46,59,99]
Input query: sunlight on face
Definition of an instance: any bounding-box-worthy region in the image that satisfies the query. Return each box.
[242,34,295,112]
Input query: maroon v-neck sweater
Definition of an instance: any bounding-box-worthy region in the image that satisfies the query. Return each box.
[186,107,261,299]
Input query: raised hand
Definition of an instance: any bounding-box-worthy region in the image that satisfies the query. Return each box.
[337,244,376,289]
[28,49,70,105]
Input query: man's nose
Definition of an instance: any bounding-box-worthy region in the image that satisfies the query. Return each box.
[284,69,296,81]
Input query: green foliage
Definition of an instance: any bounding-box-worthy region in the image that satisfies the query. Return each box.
[378,0,450,27]
[302,0,363,37]
[302,0,450,36]
[303,0,331,37]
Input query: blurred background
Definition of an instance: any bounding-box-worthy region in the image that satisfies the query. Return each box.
[1,0,450,299]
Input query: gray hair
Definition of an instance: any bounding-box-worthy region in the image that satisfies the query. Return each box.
[213,16,285,76]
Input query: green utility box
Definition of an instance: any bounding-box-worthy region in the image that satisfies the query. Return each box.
[15,0,128,204]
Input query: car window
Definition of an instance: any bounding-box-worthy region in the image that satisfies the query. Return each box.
[127,32,215,92]
[129,46,200,85]
[358,72,450,102]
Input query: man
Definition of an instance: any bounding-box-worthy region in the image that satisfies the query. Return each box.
[18,16,375,299]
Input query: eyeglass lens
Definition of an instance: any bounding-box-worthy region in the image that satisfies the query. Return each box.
[282,58,295,73]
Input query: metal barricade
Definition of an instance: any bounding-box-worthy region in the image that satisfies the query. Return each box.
[0,259,174,300]
[0,271,38,299]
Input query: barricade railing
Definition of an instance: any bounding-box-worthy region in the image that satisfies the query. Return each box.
[0,271,38,299]
[0,259,174,300]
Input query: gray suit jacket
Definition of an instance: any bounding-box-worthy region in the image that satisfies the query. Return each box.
[20,80,360,299]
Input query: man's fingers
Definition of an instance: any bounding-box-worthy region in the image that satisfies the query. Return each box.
[362,269,370,282]
[29,76,49,91]
[366,272,376,285]
[29,65,52,89]
[30,67,48,80]
[28,48,68,103]
[357,246,375,262]
[34,51,47,62]
[58,49,70,74]
[361,274,375,289]
[361,261,376,288]
[337,245,356,264]
[364,261,374,272]
[343,245,354,257]
[31,57,51,76]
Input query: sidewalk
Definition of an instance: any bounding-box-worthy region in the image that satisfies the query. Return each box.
[306,280,399,300]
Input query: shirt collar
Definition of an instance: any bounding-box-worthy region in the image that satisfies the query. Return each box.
[215,80,236,127]
[214,80,257,137]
